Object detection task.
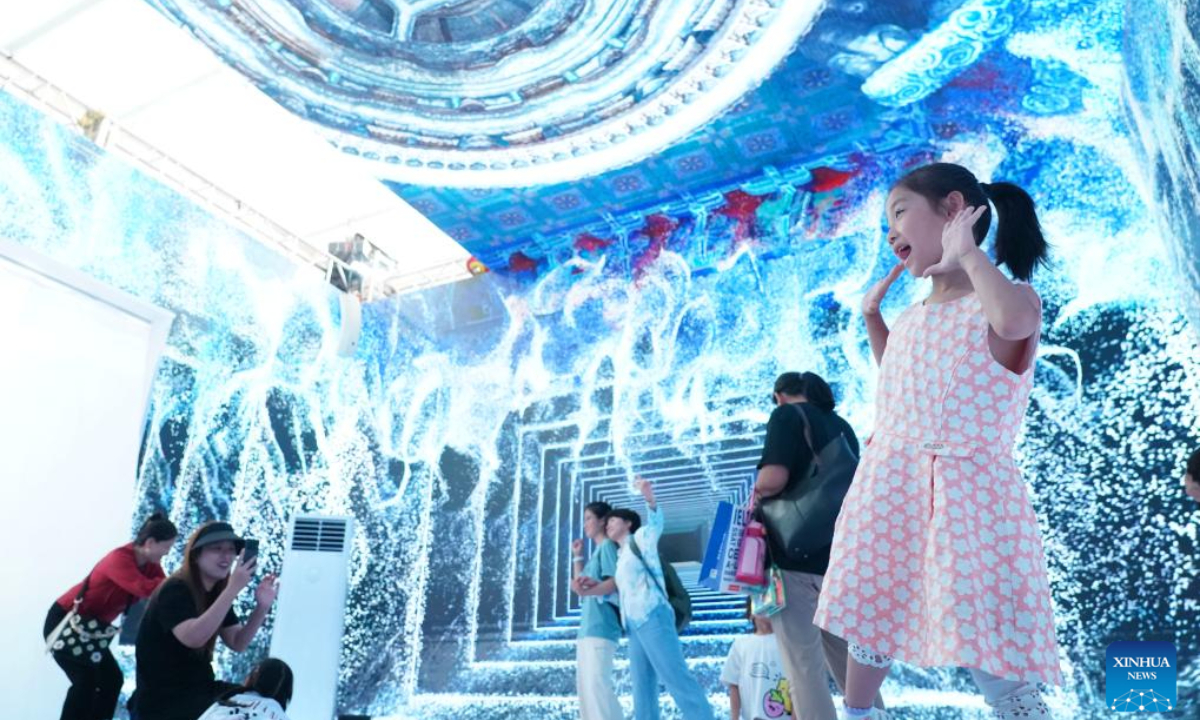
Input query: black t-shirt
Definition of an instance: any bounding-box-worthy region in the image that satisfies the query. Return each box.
[135,577,240,720]
[757,401,860,575]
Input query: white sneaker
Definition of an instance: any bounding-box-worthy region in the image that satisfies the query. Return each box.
[990,687,1051,719]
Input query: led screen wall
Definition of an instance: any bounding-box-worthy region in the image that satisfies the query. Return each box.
[2,0,1199,717]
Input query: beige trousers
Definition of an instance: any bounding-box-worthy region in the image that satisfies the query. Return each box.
[577,636,623,720]
[769,570,885,720]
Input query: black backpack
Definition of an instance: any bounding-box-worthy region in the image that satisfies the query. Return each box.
[629,537,692,632]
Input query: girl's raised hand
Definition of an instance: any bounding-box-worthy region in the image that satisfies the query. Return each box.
[923,205,988,277]
[633,476,655,505]
[862,261,905,317]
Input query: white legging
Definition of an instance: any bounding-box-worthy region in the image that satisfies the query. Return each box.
[848,643,1051,719]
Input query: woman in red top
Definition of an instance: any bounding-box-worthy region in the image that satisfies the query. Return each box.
[44,512,178,720]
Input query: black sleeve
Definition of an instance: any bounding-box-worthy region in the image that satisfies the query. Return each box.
[758,404,813,474]
[154,580,198,632]
[222,605,240,629]
[837,415,861,457]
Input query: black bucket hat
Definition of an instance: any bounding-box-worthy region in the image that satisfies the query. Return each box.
[190,521,246,553]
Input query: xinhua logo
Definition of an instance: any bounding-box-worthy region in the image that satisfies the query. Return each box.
[1106,641,1177,712]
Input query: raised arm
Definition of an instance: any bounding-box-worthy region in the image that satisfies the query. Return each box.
[632,477,664,547]
[219,574,279,652]
[960,247,1040,340]
[862,262,905,365]
[926,206,1040,341]
[172,557,254,649]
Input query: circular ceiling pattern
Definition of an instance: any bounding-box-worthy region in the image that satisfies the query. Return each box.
[152,0,828,187]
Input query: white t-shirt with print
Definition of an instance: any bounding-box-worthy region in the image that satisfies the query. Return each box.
[720,634,793,720]
[197,692,290,720]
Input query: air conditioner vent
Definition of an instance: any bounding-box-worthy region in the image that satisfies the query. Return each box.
[291,517,348,552]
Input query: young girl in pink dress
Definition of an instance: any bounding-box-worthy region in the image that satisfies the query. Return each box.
[812,163,1062,720]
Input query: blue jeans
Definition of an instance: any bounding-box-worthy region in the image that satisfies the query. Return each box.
[627,604,715,720]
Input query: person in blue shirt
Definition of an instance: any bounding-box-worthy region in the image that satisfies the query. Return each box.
[602,478,715,720]
[569,501,623,720]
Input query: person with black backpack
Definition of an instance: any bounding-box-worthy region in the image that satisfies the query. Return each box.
[605,477,713,720]
[753,372,885,720]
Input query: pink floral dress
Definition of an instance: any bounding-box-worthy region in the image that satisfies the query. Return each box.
[813,292,1063,685]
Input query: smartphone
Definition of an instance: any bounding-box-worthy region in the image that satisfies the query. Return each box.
[243,539,259,564]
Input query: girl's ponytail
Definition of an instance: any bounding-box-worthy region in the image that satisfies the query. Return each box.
[895,163,1051,281]
[981,181,1049,281]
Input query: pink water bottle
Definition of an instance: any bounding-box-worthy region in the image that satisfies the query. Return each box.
[735,516,767,586]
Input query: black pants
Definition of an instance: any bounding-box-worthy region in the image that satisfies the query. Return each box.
[134,681,241,720]
[44,603,123,720]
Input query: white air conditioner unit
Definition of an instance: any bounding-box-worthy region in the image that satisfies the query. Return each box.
[270,515,355,720]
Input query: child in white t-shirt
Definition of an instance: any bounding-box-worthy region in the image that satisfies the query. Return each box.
[721,601,792,720]
[198,657,293,720]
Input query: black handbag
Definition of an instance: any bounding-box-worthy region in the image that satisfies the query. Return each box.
[759,404,859,562]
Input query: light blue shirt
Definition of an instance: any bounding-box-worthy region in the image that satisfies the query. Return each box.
[615,506,668,629]
[578,540,621,641]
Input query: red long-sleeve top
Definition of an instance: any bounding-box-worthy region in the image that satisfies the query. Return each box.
[56,543,166,623]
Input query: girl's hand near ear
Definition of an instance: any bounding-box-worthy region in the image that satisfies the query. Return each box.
[863,261,905,316]
[923,206,988,277]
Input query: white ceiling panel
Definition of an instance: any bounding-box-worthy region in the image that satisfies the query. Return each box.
[0,0,471,294]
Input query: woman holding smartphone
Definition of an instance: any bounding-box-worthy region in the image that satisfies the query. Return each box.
[133,522,278,720]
